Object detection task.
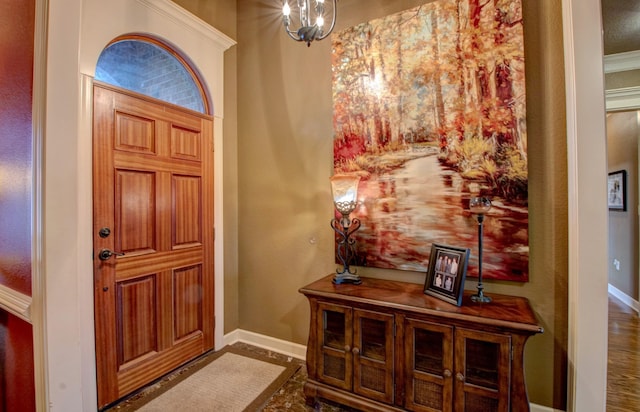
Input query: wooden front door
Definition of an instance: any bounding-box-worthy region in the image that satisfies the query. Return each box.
[92,83,215,408]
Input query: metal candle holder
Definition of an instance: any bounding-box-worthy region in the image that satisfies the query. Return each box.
[469,196,492,303]
[330,174,362,285]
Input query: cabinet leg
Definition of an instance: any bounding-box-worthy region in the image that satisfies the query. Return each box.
[303,382,317,407]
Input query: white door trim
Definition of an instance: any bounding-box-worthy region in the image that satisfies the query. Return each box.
[45,1,235,411]
[562,1,610,411]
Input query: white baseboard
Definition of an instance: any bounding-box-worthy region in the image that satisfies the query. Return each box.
[224,329,563,411]
[608,283,640,313]
[223,329,307,360]
[530,403,564,412]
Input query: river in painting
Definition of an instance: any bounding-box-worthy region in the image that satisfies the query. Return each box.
[350,149,529,281]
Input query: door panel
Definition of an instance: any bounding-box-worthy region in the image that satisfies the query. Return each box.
[115,112,156,154]
[173,264,203,340]
[317,302,353,391]
[171,126,201,160]
[454,328,510,412]
[173,175,202,246]
[352,309,394,404]
[93,83,214,408]
[116,170,156,253]
[117,275,158,365]
[404,318,454,412]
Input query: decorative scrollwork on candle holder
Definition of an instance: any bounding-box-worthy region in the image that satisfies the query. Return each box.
[331,215,361,284]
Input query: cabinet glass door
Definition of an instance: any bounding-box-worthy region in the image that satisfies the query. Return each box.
[353,309,395,404]
[405,318,453,412]
[454,328,511,412]
[317,302,353,390]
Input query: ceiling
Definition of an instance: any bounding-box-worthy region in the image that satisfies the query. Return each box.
[602,0,640,55]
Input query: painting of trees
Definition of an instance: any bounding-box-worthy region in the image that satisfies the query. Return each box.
[332,0,529,281]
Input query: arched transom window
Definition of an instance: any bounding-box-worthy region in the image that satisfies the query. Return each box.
[95,36,208,114]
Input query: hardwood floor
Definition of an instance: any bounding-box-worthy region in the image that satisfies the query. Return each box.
[607,294,640,411]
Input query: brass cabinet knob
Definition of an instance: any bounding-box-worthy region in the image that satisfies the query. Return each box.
[444,369,452,378]
[344,345,351,352]
[352,347,360,355]
[456,373,465,382]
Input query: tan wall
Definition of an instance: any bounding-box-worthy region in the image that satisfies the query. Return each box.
[183,0,568,408]
[604,54,640,302]
[606,69,640,90]
[607,111,639,299]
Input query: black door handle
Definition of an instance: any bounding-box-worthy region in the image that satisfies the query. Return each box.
[98,249,125,261]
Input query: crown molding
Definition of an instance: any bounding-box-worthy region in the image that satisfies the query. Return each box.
[136,0,236,51]
[605,86,640,111]
[604,50,640,73]
[0,283,32,323]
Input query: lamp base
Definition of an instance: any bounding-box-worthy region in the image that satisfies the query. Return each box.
[333,272,362,285]
[470,291,492,303]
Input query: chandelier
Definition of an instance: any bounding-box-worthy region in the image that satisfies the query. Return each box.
[282,0,337,46]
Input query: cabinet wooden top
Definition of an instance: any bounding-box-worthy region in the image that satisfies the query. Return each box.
[300,275,543,334]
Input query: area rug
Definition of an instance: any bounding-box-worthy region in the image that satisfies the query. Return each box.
[112,346,300,412]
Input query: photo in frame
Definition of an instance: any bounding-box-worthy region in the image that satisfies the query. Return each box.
[424,244,470,306]
[608,170,627,211]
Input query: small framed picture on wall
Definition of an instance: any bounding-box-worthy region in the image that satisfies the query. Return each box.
[424,244,470,306]
[608,170,627,211]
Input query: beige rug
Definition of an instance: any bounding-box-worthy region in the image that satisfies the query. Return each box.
[111,346,300,412]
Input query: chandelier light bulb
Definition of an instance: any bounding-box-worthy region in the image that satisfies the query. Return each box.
[281,0,337,46]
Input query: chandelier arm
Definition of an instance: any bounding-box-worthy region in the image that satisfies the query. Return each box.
[284,28,303,42]
[315,0,337,41]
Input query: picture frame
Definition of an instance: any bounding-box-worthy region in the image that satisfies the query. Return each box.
[424,244,470,306]
[608,170,627,211]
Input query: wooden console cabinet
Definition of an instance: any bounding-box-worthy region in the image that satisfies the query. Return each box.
[299,275,543,412]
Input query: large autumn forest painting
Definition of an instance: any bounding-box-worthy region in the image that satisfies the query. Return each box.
[332,0,528,281]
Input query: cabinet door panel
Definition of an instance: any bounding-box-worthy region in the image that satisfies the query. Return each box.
[324,309,348,350]
[353,309,395,404]
[405,318,453,412]
[317,302,353,390]
[454,328,511,412]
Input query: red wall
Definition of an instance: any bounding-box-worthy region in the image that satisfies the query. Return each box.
[0,312,35,412]
[0,0,35,297]
[0,0,36,410]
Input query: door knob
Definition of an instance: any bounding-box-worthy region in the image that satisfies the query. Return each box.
[98,249,125,261]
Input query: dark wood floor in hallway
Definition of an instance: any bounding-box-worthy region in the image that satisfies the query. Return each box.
[608,294,640,411]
